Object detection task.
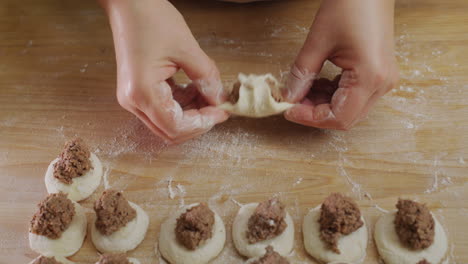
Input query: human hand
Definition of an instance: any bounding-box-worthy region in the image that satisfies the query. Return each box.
[100,0,228,143]
[282,0,399,130]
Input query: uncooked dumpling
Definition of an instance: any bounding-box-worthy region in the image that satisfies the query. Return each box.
[158,203,226,264]
[374,200,448,264]
[220,73,293,118]
[303,206,368,263]
[91,190,149,253]
[232,199,294,258]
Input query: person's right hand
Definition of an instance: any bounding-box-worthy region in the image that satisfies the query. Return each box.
[282,0,399,130]
[100,0,229,144]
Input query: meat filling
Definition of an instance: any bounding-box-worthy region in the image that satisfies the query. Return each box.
[30,193,75,239]
[94,190,137,236]
[247,198,287,244]
[250,246,290,264]
[395,199,435,250]
[53,138,92,184]
[319,193,363,254]
[175,203,215,250]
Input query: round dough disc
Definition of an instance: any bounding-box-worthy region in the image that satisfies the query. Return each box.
[158,203,226,264]
[45,153,103,202]
[220,73,294,118]
[302,206,368,263]
[29,256,75,264]
[232,203,294,258]
[29,201,87,257]
[91,202,149,253]
[374,212,448,264]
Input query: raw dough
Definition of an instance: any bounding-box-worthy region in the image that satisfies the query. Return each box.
[303,206,368,263]
[45,153,103,202]
[158,203,226,264]
[91,202,149,253]
[374,212,448,264]
[28,256,75,264]
[127,258,140,264]
[94,255,140,264]
[29,201,87,257]
[232,203,294,258]
[220,73,294,118]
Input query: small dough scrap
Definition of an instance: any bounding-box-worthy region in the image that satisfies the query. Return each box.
[95,253,140,264]
[91,201,149,253]
[29,201,87,257]
[303,206,368,264]
[232,203,294,258]
[29,256,75,264]
[45,153,103,202]
[220,73,293,118]
[374,212,448,264]
[158,203,226,264]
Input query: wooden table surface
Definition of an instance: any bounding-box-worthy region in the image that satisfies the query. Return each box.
[1,0,467,263]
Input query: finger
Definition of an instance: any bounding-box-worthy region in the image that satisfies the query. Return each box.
[174,44,226,105]
[282,32,329,103]
[358,66,399,120]
[144,81,229,141]
[285,72,372,130]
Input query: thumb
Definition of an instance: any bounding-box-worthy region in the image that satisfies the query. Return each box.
[282,33,329,103]
[174,45,226,106]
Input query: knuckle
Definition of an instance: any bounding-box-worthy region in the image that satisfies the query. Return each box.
[116,80,141,108]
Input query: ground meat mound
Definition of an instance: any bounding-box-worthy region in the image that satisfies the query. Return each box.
[247,198,287,244]
[53,138,92,184]
[175,203,215,250]
[96,254,132,264]
[395,199,435,250]
[32,256,62,264]
[94,190,136,236]
[417,259,431,264]
[30,193,75,239]
[251,246,290,264]
[319,193,363,254]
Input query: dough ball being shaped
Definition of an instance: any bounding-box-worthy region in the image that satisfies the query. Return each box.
[45,153,103,202]
[374,212,448,264]
[29,256,75,264]
[232,203,294,258]
[303,206,368,264]
[29,201,87,257]
[91,202,149,253]
[158,203,226,264]
[220,73,294,118]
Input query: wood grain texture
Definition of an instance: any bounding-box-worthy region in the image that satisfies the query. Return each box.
[1,0,467,263]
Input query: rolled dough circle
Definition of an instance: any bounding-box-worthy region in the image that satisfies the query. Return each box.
[232,203,294,258]
[91,202,149,253]
[158,203,226,264]
[374,211,448,264]
[29,201,87,257]
[45,153,103,202]
[127,258,140,264]
[302,206,368,264]
[28,256,75,264]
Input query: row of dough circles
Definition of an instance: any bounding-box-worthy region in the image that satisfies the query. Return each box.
[29,139,449,264]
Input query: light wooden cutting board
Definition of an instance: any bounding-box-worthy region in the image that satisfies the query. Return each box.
[0,0,467,263]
